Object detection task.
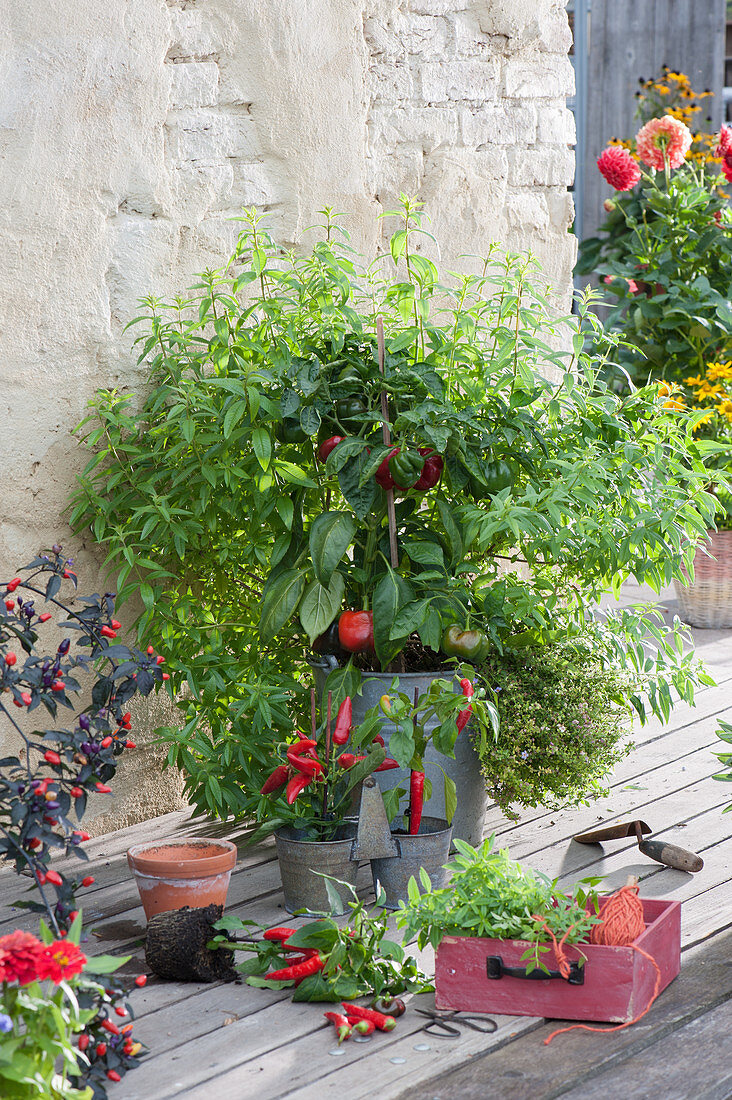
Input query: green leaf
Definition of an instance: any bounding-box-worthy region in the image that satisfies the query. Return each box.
[299,574,345,644]
[405,541,445,569]
[252,427,272,470]
[300,406,322,435]
[372,569,414,666]
[309,511,356,586]
[259,569,307,642]
[338,452,377,518]
[323,661,361,711]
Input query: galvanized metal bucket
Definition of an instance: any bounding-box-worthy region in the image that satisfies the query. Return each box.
[370,816,453,910]
[274,823,359,915]
[311,661,487,845]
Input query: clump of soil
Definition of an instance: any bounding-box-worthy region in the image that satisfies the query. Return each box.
[145,904,237,983]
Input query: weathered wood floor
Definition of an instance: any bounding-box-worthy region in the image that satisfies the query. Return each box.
[2,594,731,1099]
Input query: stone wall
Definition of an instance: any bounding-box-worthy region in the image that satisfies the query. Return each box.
[0,0,575,830]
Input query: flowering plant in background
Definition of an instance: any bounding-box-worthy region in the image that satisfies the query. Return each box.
[661,363,732,530]
[0,548,168,935]
[577,68,732,392]
[0,917,144,1099]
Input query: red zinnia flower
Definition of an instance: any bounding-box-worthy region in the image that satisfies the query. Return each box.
[0,930,44,985]
[722,152,732,184]
[597,146,641,191]
[35,940,87,984]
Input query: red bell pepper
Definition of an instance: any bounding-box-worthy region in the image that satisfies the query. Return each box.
[338,611,375,654]
[413,447,444,491]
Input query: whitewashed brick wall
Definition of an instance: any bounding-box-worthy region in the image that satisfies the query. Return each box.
[0,0,576,828]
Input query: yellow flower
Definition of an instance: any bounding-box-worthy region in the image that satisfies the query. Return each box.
[717,399,732,421]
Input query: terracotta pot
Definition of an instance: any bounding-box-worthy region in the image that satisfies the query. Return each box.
[674,529,732,629]
[127,838,237,920]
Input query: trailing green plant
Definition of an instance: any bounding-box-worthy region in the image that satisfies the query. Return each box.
[713,717,732,810]
[396,836,599,972]
[70,198,722,822]
[209,880,432,1003]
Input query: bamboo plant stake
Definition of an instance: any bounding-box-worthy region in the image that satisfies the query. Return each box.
[377,317,404,674]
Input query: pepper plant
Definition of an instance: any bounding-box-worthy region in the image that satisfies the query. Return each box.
[70,197,720,822]
[0,553,159,1094]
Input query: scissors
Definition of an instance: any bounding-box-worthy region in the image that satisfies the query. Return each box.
[414,1009,497,1039]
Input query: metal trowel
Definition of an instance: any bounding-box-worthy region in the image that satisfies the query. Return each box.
[574,819,704,873]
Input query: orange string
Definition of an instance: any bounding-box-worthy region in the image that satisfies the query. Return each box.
[543,884,662,1045]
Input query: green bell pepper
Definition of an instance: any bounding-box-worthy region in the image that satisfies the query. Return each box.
[441,624,491,662]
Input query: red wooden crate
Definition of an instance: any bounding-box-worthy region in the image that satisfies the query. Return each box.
[434,897,680,1023]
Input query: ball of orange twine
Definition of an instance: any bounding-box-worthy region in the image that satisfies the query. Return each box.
[543,876,662,1045]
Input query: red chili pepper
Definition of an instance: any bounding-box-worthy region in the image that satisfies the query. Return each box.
[95,1042,107,1057]
[5,652,16,666]
[324,1011,352,1043]
[114,1006,128,1017]
[372,733,385,747]
[51,682,65,693]
[260,764,290,795]
[95,783,112,793]
[265,953,324,983]
[39,612,52,622]
[81,876,95,887]
[333,696,352,745]
[286,773,313,804]
[262,927,297,943]
[286,747,324,777]
[456,678,475,733]
[125,740,137,749]
[346,1015,375,1035]
[27,837,42,850]
[77,1032,90,1051]
[134,974,147,987]
[409,770,425,835]
[6,578,22,592]
[101,1018,121,1036]
[100,737,113,749]
[45,870,63,886]
[111,620,122,630]
[71,787,83,798]
[375,758,399,772]
[341,1003,397,1031]
[43,750,61,765]
[106,1071,121,1082]
[4,599,14,611]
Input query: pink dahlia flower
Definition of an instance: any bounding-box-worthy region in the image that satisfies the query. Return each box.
[597,146,641,191]
[717,126,732,157]
[635,116,692,171]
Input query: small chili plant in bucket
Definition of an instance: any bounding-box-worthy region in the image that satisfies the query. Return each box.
[259,689,398,913]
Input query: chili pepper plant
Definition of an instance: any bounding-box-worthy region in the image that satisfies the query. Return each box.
[0,550,162,1095]
[208,879,431,1003]
[71,197,720,823]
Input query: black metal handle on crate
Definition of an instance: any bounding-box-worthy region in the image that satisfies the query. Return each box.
[486,955,584,985]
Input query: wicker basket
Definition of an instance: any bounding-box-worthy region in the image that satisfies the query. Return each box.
[674,529,732,629]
